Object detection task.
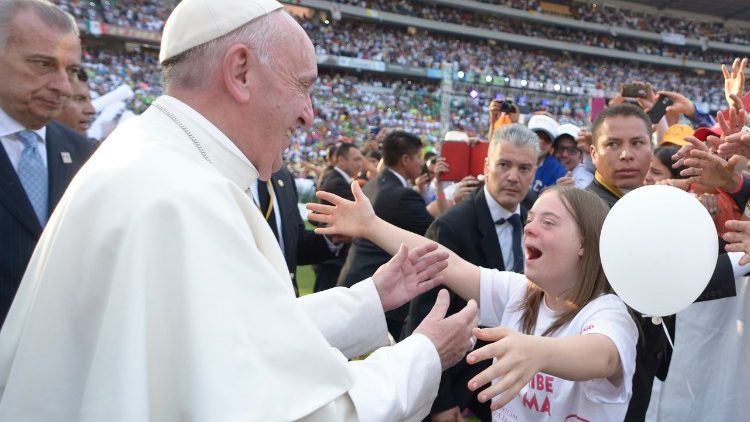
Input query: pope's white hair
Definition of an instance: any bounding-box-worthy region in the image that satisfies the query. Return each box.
[162,9,293,90]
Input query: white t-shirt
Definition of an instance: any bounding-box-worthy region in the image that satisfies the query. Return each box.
[478,268,638,422]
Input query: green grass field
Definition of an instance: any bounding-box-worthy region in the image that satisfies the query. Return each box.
[296,263,316,296]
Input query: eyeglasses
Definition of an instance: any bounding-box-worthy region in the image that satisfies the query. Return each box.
[554,146,580,155]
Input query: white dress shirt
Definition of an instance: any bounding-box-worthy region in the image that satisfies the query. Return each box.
[483,186,523,271]
[334,166,353,184]
[388,168,409,187]
[0,107,47,171]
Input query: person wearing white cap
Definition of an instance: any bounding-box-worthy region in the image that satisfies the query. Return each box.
[527,114,567,193]
[553,123,593,189]
[0,0,478,420]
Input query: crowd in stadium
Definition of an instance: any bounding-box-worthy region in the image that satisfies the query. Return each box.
[2,0,749,421]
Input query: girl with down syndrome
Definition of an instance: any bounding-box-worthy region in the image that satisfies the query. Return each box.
[308,184,637,421]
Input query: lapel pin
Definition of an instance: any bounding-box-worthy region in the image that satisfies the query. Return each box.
[277,179,285,188]
[60,152,72,164]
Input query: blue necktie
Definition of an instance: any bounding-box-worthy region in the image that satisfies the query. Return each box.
[17,130,48,226]
[496,213,524,273]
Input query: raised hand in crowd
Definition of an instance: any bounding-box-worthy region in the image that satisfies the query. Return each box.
[415,173,431,196]
[658,90,697,121]
[634,81,657,112]
[372,243,449,312]
[718,130,750,160]
[722,57,748,110]
[716,104,747,145]
[697,193,721,218]
[676,136,743,190]
[556,171,574,187]
[432,157,450,180]
[576,127,593,153]
[724,220,750,265]
[451,175,481,204]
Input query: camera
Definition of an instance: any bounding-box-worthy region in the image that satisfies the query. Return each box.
[499,101,515,113]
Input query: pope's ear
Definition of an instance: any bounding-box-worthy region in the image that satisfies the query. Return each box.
[222,44,253,103]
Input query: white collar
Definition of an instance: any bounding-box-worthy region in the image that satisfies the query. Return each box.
[484,185,520,222]
[155,95,258,192]
[0,106,47,141]
[387,168,409,188]
[334,166,353,184]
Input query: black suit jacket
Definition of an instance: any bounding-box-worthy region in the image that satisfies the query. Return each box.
[314,169,354,292]
[269,167,336,294]
[586,179,738,421]
[338,169,434,336]
[403,188,525,420]
[0,121,94,324]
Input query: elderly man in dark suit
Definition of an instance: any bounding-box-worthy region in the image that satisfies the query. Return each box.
[402,125,539,422]
[0,0,94,325]
[338,130,433,338]
[315,143,363,292]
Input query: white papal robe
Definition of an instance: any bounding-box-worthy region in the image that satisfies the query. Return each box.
[0,96,441,421]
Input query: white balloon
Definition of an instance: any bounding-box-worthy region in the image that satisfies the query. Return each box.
[599,185,717,317]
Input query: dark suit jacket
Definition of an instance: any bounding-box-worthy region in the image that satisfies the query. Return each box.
[0,121,95,324]
[269,167,336,294]
[402,188,525,420]
[338,169,434,337]
[314,169,354,292]
[586,178,739,421]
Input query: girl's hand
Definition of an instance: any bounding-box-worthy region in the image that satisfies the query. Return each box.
[466,327,547,410]
[307,181,377,239]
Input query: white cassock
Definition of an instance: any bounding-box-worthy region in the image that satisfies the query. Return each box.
[647,276,750,421]
[0,96,441,421]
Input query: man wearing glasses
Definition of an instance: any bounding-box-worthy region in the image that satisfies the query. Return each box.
[554,123,594,188]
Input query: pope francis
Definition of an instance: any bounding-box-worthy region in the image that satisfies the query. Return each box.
[0,0,479,420]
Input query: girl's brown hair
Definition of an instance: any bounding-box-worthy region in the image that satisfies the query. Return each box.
[517,186,612,336]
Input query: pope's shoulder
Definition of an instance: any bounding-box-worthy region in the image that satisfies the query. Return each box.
[66,112,244,216]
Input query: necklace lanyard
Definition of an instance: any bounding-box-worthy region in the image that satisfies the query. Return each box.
[152,102,277,220]
[260,179,276,221]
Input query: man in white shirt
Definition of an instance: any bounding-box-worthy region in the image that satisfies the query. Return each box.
[0,0,478,420]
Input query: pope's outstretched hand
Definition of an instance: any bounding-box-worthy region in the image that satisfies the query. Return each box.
[415,289,478,370]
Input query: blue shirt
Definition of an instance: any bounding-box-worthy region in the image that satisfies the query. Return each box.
[532,155,567,193]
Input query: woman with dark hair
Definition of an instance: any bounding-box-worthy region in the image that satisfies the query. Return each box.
[645,146,684,184]
[308,184,637,421]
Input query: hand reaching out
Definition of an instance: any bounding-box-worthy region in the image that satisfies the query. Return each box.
[723,57,748,110]
[556,171,574,187]
[466,327,545,410]
[679,139,742,190]
[372,243,449,312]
[452,176,481,203]
[414,289,478,370]
[724,220,750,265]
[307,180,376,239]
[717,131,750,160]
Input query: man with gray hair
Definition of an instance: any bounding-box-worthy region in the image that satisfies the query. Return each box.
[0,0,94,325]
[403,124,538,422]
[0,0,477,420]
